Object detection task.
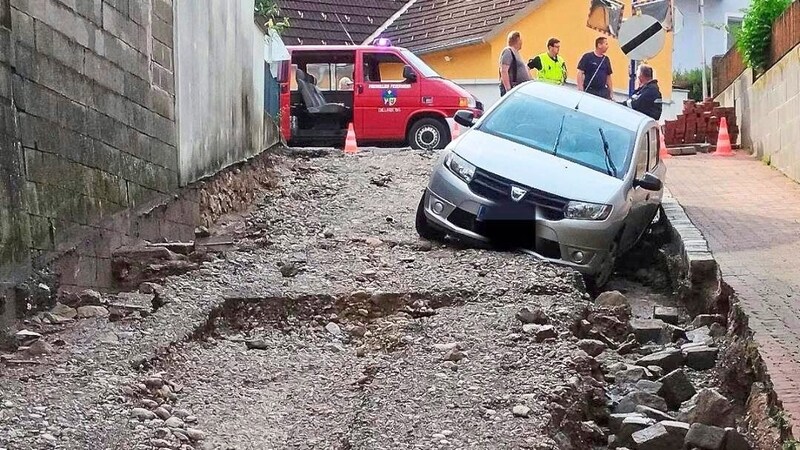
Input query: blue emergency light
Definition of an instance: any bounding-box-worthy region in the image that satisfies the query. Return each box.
[372,38,392,47]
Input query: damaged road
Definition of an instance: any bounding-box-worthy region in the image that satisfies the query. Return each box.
[0,149,765,449]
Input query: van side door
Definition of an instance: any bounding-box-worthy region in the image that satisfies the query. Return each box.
[354,50,420,141]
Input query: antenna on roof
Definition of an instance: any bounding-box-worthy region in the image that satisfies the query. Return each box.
[334,13,356,45]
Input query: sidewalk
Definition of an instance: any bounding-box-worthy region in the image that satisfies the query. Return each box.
[666,152,800,432]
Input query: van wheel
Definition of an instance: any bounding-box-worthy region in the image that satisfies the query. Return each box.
[409,118,448,150]
[415,193,446,241]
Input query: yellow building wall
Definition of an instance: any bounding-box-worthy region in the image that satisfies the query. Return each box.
[418,0,673,97]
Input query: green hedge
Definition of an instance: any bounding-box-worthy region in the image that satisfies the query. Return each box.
[736,0,791,73]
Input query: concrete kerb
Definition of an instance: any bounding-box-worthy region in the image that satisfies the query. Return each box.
[661,189,795,446]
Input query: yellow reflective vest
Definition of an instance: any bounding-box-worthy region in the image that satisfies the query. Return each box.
[537,52,567,85]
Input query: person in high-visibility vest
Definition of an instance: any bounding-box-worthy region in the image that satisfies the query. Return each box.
[527,38,567,85]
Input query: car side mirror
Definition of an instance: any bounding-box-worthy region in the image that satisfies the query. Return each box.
[454,110,476,128]
[634,172,663,191]
[403,65,418,83]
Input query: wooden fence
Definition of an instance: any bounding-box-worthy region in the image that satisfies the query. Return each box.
[712,0,800,96]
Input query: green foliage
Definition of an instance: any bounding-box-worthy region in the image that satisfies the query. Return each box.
[672,67,710,102]
[255,0,290,34]
[736,0,791,73]
[783,438,800,450]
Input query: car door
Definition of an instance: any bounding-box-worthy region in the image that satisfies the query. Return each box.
[354,50,420,141]
[620,129,653,252]
[643,127,666,220]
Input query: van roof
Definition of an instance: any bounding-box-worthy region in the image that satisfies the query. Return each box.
[287,45,406,52]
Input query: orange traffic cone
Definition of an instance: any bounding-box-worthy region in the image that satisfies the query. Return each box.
[659,127,671,159]
[713,117,734,157]
[450,119,460,140]
[344,123,358,154]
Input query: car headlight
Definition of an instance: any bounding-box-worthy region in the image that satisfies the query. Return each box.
[564,201,612,220]
[459,97,477,108]
[445,152,476,183]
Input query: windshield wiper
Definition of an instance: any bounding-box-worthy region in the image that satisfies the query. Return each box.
[598,128,617,177]
[552,114,567,156]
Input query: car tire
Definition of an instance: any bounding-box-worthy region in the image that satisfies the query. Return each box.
[415,193,447,241]
[585,240,618,292]
[408,118,448,150]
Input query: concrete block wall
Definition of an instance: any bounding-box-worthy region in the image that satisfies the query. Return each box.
[716,44,800,182]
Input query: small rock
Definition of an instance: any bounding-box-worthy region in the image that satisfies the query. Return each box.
[616,391,668,414]
[349,326,367,338]
[657,369,697,409]
[653,306,679,325]
[325,322,343,337]
[417,240,433,252]
[15,329,42,346]
[433,342,460,352]
[355,346,366,357]
[516,307,549,324]
[595,290,630,308]
[139,282,163,295]
[186,415,198,424]
[631,423,683,450]
[635,380,664,395]
[443,349,465,362]
[165,416,184,428]
[577,339,606,357]
[154,428,171,439]
[130,355,149,370]
[245,340,269,350]
[631,319,667,344]
[131,408,156,421]
[141,399,159,409]
[646,366,664,379]
[25,340,54,356]
[724,427,752,450]
[41,433,57,442]
[151,438,173,448]
[686,326,713,345]
[617,416,656,448]
[51,303,77,319]
[635,405,676,422]
[512,405,531,417]
[154,407,170,420]
[173,430,190,442]
[76,305,109,318]
[365,237,383,247]
[78,289,103,305]
[683,346,719,370]
[616,366,647,384]
[609,413,646,433]
[194,226,211,238]
[326,342,345,352]
[173,409,191,419]
[691,314,726,329]
[660,420,690,442]
[635,349,684,373]
[685,423,727,450]
[522,324,557,342]
[144,377,165,389]
[679,389,735,428]
[709,322,726,337]
[278,261,301,277]
[442,361,458,371]
[185,428,205,441]
[323,229,334,238]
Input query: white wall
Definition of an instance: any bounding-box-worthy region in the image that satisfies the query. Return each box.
[673,0,750,71]
[174,0,267,185]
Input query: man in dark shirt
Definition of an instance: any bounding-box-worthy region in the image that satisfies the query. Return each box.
[498,31,531,96]
[620,64,663,120]
[577,37,614,100]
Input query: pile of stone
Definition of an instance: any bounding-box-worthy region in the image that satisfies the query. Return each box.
[578,291,751,450]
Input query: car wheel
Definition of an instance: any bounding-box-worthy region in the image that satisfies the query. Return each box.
[409,118,448,150]
[415,193,446,241]
[585,240,618,291]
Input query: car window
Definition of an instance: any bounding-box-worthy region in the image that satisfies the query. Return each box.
[477,92,635,179]
[648,128,660,170]
[636,132,648,178]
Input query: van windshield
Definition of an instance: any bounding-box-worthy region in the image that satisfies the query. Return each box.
[477,92,635,179]
[400,49,440,78]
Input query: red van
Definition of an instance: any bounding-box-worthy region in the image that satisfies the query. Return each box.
[280,40,483,150]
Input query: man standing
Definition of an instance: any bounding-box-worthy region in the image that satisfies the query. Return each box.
[528,38,567,85]
[620,64,662,120]
[499,31,531,96]
[577,37,614,100]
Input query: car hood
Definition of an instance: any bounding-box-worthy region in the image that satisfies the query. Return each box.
[453,129,625,204]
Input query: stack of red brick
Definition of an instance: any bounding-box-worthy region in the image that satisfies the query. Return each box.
[663,99,738,146]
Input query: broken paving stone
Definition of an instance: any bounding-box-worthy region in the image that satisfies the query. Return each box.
[78,289,103,306]
[76,306,109,318]
[138,282,163,295]
[686,326,713,345]
[522,324,557,342]
[635,348,684,373]
[617,416,656,447]
[245,340,269,350]
[635,380,663,395]
[194,226,211,238]
[631,319,667,344]
[679,389,736,428]
[692,314,726,329]
[724,427,751,450]
[15,330,42,346]
[683,346,719,371]
[615,366,647,385]
[631,422,684,450]
[685,423,727,450]
[616,391,668,414]
[657,369,697,410]
[660,420,690,441]
[595,290,630,308]
[609,413,646,433]
[577,339,607,357]
[709,322,726,337]
[653,306,680,325]
[634,405,676,422]
[646,366,664,379]
[51,303,77,319]
[516,307,549,324]
[512,405,531,417]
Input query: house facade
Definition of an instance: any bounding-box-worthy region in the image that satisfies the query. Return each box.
[672,0,750,71]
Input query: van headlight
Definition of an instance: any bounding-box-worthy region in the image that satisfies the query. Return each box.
[445,153,476,183]
[564,201,612,220]
[459,97,477,108]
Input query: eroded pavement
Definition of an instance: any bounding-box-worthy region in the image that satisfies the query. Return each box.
[1,149,618,449]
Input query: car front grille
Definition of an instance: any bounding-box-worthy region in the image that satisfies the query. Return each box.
[468,169,570,220]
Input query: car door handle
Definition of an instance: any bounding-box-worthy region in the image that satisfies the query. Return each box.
[357,85,364,94]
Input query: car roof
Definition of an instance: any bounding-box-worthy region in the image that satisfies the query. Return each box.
[514,82,654,132]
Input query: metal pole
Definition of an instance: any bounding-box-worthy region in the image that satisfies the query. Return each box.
[629,60,637,96]
[699,0,708,100]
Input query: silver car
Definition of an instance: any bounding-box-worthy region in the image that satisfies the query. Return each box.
[415,81,667,287]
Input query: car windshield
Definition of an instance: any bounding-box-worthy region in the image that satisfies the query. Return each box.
[400,49,440,78]
[477,92,635,179]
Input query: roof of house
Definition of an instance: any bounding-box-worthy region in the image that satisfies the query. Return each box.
[275,0,409,46]
[380,0,543,54]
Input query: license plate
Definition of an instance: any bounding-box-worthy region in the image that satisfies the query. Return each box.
[477,203,535,221]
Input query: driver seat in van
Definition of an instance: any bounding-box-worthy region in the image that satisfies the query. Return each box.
[295,69,348,115]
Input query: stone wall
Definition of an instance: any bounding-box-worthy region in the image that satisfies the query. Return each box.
[716,44,800,182]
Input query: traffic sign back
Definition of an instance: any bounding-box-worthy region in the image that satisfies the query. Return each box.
[618,14,665,60]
